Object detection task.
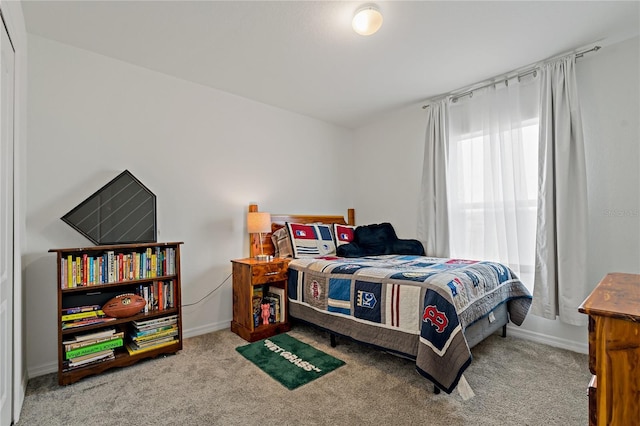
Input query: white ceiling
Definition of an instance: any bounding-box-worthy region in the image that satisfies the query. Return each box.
[21,1,640,129]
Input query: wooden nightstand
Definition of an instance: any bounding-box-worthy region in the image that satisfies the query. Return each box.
[230,258,291,342]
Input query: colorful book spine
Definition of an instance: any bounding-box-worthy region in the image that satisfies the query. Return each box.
[143,285,149,313]
[131,324,176,338]
[66,349,115,366]
[118,253,124,281]
[151,254,157,278]
[107,251,114,283]
[131,328,178,342]
[75,256,81,286]
[60,257,66,289]
[88,255,93,285]
[157,281,164,311]
[61,310,105,322]
[155,247,161,276]
[59,246,177,291]
[64,332,124,351]
[61,317,116,330]
[146,248,152,277]
[125,339,178,356]
[62,304,101,315]
[67,255,73,288]
[65,337,124,360]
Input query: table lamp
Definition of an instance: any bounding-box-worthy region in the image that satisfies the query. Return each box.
[247,211,271,260]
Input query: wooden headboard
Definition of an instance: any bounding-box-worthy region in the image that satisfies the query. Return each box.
[248,203,355,258]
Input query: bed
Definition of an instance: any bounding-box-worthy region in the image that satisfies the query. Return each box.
[249,204,533,395]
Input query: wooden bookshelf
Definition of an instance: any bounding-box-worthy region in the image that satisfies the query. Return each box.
[49,241,183,385]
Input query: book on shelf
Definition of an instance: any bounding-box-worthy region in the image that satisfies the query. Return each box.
[64,331,125,351]
[107,250,115,283]
[136,280,175,313]
[61,309,106,322]
[252,286,265,327]
[61,317,116,330]
[75,256,81,286]
[125,339,178,356]
[62,304,102,315]
[63,328,117,344]
[68,348,114,364]
[61,307,108,324]
[66,255,72,288]
[267,285,286,321]
[157,281,164,311]
[71,256,76,287]
[130,327,178,343]
[65,337,124,360]
[252,295,262,327]
[64,349,115,370]
[130,324,176,338]
[60,247,177,288]
[133,314,177,330]
[63,354,115,372]
[129,335,177,350]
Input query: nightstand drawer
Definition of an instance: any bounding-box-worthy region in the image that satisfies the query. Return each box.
[252,263,287,284]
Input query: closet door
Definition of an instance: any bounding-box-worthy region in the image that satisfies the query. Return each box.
[0,13,14,426]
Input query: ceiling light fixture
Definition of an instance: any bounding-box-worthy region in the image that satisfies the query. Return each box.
[352,5,383,36]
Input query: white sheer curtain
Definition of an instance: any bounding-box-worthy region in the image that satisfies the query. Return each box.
[446,75,540,287]
[417,100,450,257]
[532,56,588,326]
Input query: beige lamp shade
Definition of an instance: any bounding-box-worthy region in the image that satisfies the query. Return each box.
[247,212,271,234]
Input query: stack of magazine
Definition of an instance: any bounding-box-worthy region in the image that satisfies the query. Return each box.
[61,304,116,330]
[126,315,178,355]
[62,328,123,371]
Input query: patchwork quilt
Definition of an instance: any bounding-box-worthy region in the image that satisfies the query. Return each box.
[287,255,532,394]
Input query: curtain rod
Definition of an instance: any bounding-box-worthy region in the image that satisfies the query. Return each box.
[421,45,601,109]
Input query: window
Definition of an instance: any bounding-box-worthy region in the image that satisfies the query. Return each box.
[446,76,540,290]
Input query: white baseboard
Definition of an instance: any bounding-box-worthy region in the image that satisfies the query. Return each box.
[27,361,57,378]
[182,320,229,339]
[506,324,588,354]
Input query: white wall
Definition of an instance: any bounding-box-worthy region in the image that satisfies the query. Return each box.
[350,104,426,239]
[352,36,640,353]
[26,35,353,376]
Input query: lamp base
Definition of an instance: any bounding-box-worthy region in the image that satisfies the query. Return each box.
[255,254,269,261]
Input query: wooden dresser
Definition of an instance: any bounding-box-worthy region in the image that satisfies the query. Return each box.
[578,273,640,426]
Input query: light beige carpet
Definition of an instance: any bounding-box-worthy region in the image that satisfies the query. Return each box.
[17,323,589,425]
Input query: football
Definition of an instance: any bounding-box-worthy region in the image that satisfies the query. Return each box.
[102,293,146,318]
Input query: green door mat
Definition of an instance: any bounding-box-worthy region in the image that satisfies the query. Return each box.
[236,333,345,390]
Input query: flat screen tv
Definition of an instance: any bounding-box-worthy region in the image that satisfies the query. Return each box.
[61,170,157,245]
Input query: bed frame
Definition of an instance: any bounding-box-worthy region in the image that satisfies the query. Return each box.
[247,203,508,394]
